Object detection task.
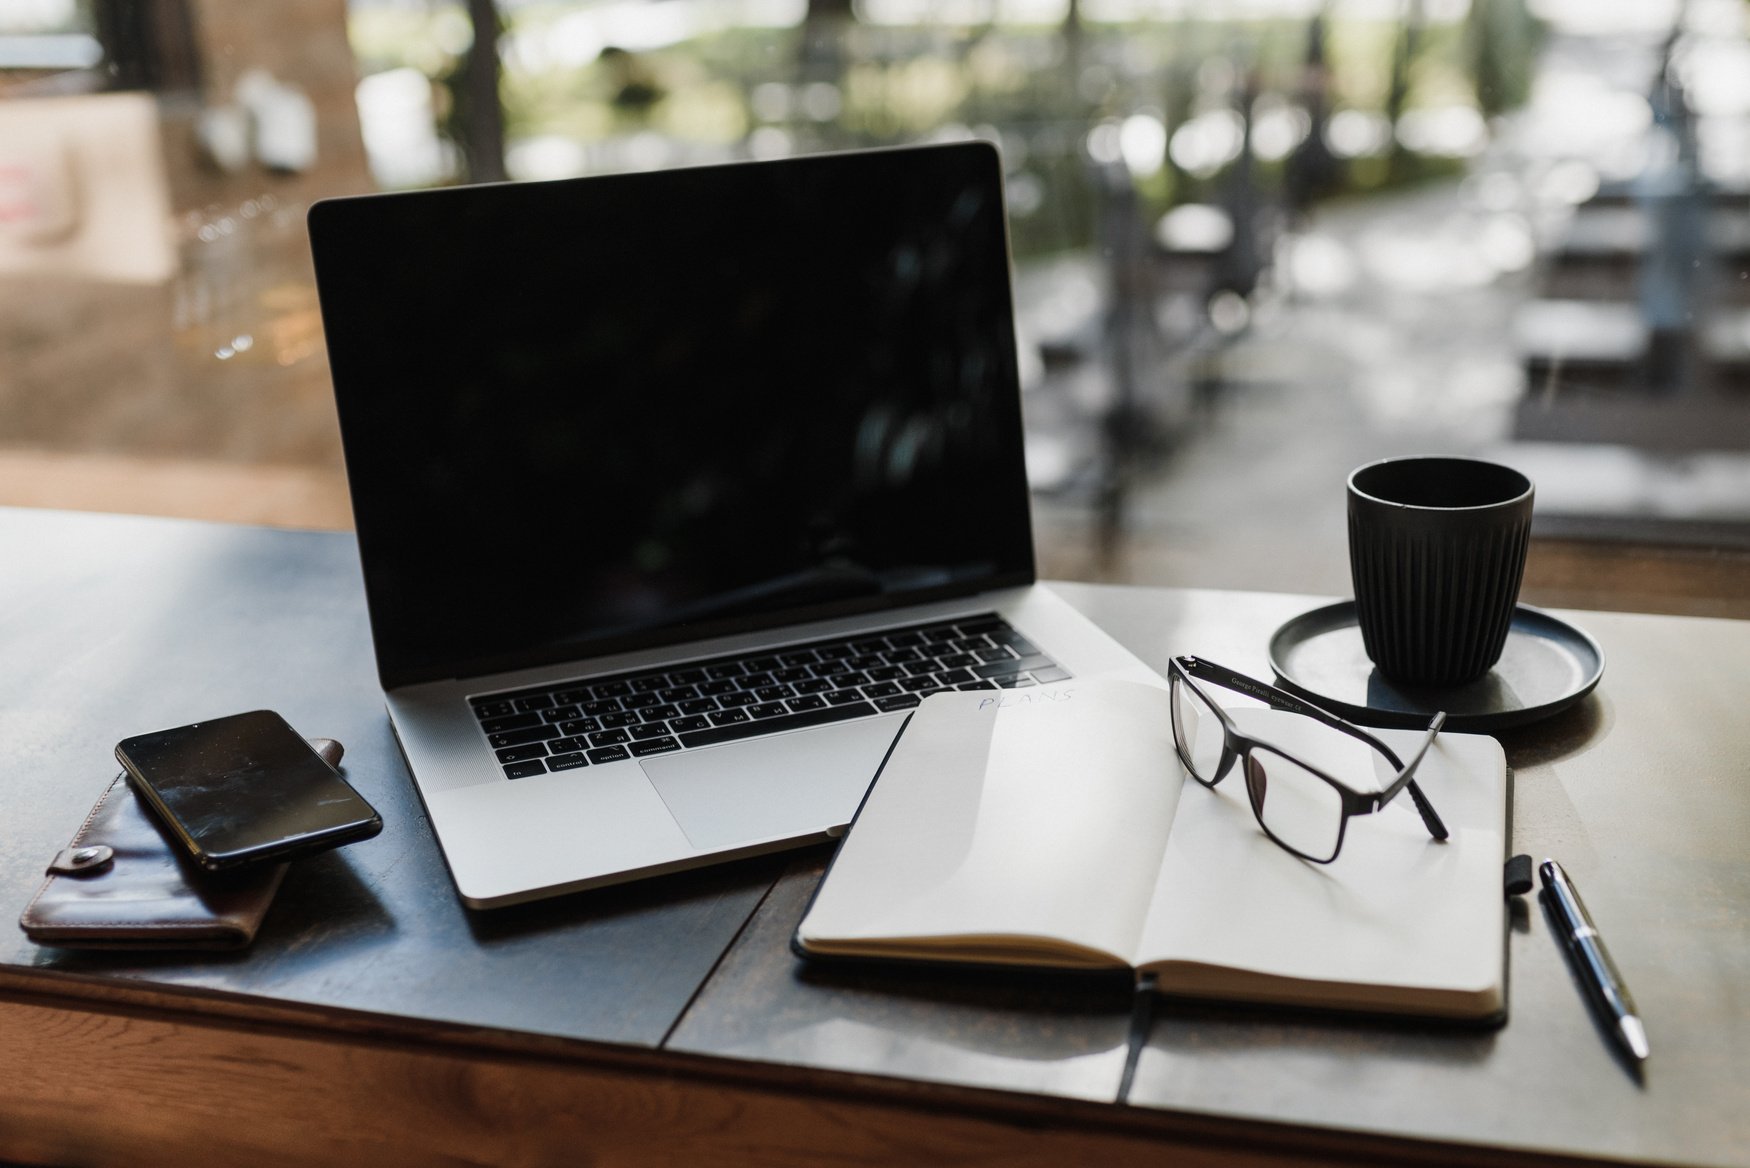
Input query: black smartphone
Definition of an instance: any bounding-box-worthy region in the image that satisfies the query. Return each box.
[116,709,382,871]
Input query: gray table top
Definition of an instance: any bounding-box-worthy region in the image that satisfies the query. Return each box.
[0,507,778,1045]
[3,507,1745,1167]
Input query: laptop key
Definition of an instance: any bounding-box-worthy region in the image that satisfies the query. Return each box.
[473,700,515,719]
[503,759,547,779]
[629,737,681,758]
[862,681,900,698]
[678,700,878,749]
[587,745,631,764]
[496,744,548,763]
[972,653,1053,679]
[514,694,555,712]
[1031,665,1072,684]
[822,690,866,706]
[546,752,590,771]
[599,711,641,728]
[874,693,921,712]
[488,725,562,748]
[787,694,827,711]
[670,715,710,732]
[588,729,630,746]
[708,708,750,726]
[747,703,788,719]
[481,712,541,733]
[630,723,671,740]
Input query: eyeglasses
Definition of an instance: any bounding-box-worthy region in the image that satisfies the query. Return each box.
[1168,655,1449,863]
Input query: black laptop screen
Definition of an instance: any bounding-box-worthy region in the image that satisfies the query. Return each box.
[309,142,1036,690]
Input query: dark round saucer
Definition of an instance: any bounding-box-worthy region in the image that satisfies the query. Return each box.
[1267,601,1605,733]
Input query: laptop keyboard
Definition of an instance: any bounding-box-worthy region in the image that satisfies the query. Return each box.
[470,613,1069,779]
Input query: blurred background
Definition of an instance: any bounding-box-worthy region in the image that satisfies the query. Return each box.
[3,0,1747,616]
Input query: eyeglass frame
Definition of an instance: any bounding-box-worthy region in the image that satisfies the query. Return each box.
[1168,655,1449,863]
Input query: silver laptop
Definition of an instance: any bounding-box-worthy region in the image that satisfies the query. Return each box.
[307,141,1162,908]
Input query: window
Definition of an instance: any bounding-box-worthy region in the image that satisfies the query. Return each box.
[3,0,1745,616]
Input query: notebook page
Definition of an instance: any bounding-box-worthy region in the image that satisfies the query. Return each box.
[797,681,1183,965]
[1134,709,1506,1012]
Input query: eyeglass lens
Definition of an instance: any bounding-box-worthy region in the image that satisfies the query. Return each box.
[1243,748,1345,862]
[1173,670,1350,862]
[1171,674,1227,783]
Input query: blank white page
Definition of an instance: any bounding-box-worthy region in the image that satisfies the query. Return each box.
[797,680,1183,966]
[1136,708,1507,1014]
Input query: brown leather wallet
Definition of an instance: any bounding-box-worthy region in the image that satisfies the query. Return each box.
[18,737,343,950]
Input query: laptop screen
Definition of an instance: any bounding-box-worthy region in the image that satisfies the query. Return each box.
[309,142,1036,690]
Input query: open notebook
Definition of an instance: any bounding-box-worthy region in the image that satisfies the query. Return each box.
[794,679,1509,1022]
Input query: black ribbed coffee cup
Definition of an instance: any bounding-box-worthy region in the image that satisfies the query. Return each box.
[1348,457,1534,688]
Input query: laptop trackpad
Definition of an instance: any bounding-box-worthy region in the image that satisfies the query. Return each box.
[640,715,906,853]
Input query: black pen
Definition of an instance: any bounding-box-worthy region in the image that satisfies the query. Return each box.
[1539,858,1649,1065]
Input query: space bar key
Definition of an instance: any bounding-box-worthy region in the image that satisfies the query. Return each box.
[677,701,879,748]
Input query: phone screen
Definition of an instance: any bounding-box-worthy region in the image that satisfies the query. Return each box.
[117,710,381,870]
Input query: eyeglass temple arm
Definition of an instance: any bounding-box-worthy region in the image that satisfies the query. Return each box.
[1175,657,1450,842]
[1376,712,1449,841]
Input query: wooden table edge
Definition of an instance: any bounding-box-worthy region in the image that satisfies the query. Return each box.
[0,967,1623,1168]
